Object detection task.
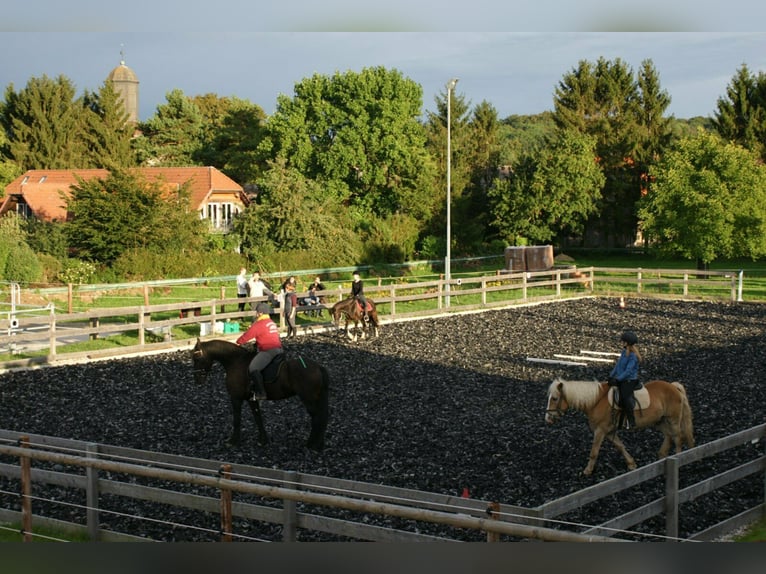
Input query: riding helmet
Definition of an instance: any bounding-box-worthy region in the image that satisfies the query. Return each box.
[620,330,638,346]
[255,302,271,315]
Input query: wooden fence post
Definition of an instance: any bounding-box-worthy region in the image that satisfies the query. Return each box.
[220,464,233,542]
[664,455,680,539]
[86,443,100,541]
[486,501,500,542]
[283,470,298,542]
[138,306,146,346]
[19,435,32,542]
[48,305,57,361]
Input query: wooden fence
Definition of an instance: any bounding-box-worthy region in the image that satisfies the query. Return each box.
[0,266,745,368]
[0,424,763,542]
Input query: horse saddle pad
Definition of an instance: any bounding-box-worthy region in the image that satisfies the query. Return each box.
[262,353,287,383]
[608,386,650,410]
[355,301,372,312]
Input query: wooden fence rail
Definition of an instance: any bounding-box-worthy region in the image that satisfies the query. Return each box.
[0,431,614,543]
[0,424,763,542]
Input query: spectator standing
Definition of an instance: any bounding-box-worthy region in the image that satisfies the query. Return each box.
[236,268,249,312]
[284,282,298,338]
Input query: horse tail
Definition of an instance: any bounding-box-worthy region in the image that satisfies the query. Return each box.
[672,381,695,448]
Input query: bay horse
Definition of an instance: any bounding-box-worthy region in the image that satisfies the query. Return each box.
[191,338,330,451]
[330,297,380,341]
[545,378,694,476]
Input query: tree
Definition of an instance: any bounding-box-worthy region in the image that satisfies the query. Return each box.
[0,127,22,189]
[488,129,605,244]
[65,169,205,264]
[258,67,438,222]
[0,75,87,170]
[193,95,267,185]
[0,213,43,282]
[82,80,137,169]
[638,131,766,264]
[235,157,361,267]
[712,64,766,161]
[553,58,667,247]
[133,89,204,167]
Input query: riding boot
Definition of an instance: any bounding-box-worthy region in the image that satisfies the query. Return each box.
[248,370,267,401]
[625,395,636,429]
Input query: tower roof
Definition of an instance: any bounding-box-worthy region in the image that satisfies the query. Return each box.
[108,60,139,83]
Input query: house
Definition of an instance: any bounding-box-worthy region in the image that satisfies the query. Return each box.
[0,167,249,232]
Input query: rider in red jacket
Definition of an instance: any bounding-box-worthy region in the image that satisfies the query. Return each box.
[236,303,283,400]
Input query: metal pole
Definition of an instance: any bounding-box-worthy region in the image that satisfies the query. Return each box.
[446,78,458,308]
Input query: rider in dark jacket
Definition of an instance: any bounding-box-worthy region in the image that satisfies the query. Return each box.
[351,272,368,321]
[608,330,642,429]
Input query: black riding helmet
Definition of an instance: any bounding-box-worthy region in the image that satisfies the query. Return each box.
[620,330,638,346]
[255,302,271,315]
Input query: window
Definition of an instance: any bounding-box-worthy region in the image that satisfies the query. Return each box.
[204,202,240,231]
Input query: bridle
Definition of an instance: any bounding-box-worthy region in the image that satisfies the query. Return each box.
[192,347,211,381]
[545,389,566,422]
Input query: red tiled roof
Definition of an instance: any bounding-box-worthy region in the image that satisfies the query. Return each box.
[1,167,247,222]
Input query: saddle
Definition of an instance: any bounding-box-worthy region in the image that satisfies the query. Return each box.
[354,300,372,313]
[608,385,650,410]
[261,353,287,384]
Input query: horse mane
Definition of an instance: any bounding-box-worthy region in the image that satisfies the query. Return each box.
[197,338,250,358]
[551,378,603,410]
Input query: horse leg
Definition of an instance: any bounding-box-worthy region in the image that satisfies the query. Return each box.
[227,398,243,447]
[247,399,269,446]
[606,433,637,471]
[583,428,608,476]
[657,418,682,458]
[301,398,327,451]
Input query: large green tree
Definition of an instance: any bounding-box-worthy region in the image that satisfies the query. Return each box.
[65,169,206,264]
[712,64,766,161]
[133,89,204,167]
[235,157,361,267]
[488,129,605,244]
[193,95,267,185]
[639,131,766,264]
[0,75,86,170]
[553,58,670,247]
[82,80,137,169]
[258,67,437,221]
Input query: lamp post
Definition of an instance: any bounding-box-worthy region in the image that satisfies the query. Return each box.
[445,77,458,308]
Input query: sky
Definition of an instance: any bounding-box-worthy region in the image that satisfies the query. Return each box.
[2,2,766,122]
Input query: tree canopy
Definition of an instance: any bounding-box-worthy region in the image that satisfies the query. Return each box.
[639,131,766,263]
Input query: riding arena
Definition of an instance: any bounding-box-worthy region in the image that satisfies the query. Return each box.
[0,296,764,541]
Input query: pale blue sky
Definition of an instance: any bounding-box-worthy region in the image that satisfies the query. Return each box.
[2,3,765,121]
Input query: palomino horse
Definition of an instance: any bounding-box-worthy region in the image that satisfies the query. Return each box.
[330,297,380,341]
[191,338,330,451]
[545,378,694,475]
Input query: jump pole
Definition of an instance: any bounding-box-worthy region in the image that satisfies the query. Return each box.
[526,357,588,367]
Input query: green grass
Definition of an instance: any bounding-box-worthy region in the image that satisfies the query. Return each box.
[0,521,90,542]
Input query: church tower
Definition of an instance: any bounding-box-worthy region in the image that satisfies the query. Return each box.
[107,48,139,124]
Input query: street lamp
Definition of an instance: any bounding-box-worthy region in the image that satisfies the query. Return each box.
[445,77,458,308]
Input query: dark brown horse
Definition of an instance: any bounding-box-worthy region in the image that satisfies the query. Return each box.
[330,297,380,341]
[545,378,694,475]
[191,338,329,451]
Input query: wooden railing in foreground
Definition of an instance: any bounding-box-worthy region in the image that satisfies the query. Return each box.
[0,424,762,542]
[0,266,746,368]
[0,431,614,543]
